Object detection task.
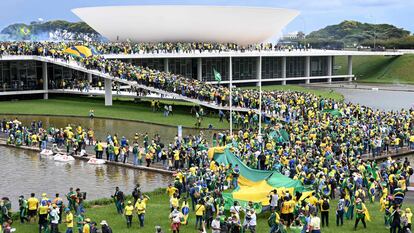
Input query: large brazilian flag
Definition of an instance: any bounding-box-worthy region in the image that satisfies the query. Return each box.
[209,146,311,213]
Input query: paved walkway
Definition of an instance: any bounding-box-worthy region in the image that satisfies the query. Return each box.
[0,136,173,175]
[303,82,414,92]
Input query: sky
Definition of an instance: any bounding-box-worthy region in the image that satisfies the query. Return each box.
[0,0,413,35]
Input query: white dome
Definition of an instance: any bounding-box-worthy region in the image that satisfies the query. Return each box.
[72,5,299,45]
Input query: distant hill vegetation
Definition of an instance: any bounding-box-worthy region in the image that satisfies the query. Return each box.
[0,20,99,41]
[295,20,413,49]
[308,20,410,42]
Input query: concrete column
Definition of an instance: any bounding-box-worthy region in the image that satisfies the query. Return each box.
[347,55,353,82]
[164,58,169,73]
[88,73,92,83]
[104,78,112,106]
[197,57,202,81]
[327,56,333,83]
[256,57,262,86]
[42,62,48,99]
[229,56,233,136]
[281,57,287,85]
[305,56,311,84]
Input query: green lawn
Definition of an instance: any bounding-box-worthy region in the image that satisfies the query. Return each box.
[335,54,414,84]
[11,189,413,233]
[242,85,344,101]
[0,96,229,129]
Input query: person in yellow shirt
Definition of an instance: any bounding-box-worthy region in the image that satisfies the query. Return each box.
[170,194,179,211]
[404,208,412,232]
[166,184,178,198]
[38,202,49,232]
[124,201,134,228]
[83,218,91,233]
[135,198,147,227]
[319,196,330,227]
[64,208,73,231]
[27,193,39,223]
[281,197,295,227]
[195,200,205,229]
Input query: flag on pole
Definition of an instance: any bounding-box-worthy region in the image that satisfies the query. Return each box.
[213,68,221,84]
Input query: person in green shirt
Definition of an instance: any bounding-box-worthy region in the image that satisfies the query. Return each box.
[18,195,28,223]
[354,198,367,230]
[76,212,85,233]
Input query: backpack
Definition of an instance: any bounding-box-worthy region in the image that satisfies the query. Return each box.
[322,200,330,210]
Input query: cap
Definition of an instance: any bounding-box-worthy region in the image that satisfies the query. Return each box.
[100,220,107,225]
[85,218,91,223]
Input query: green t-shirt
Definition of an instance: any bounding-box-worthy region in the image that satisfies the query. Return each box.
[76,215,84,229]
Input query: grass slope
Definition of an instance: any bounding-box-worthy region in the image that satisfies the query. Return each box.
[0,96,229,129]
[335,55,414,84]
[11,189,414,233]
[242,85,344,101]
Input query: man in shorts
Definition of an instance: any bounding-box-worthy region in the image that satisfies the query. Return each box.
[27,193,39,223]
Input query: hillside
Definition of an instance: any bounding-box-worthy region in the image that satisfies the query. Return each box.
[0,20,99,41]
[335,55,414,84]
[307,20,410,45]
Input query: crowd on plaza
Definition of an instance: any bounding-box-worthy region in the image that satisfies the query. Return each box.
[0,41,414,233]
[0,41,310,56]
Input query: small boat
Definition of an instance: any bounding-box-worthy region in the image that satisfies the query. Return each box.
[54,153,75,162]
[40,149,54,156]
[87,158,106,165]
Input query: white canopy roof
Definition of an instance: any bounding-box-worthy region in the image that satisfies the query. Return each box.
[72,5,299,45]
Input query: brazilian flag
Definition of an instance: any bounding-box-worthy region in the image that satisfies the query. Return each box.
[213,68,221,84]
[19,26,31,36]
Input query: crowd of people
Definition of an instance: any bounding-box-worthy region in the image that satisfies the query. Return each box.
[0,41,414,233]
[0,41,311,57]
[1,117,212,170]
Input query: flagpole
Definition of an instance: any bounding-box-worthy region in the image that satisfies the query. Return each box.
[229,56,233,136]
[258,56,262,142]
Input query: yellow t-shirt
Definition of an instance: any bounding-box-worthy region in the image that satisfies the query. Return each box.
[66,212,73,228]
[135,202,146,214]
[166,187,178,197]
[125,205,134,216]
[195,204,205,216]
[82,223,90,233]
[406,212,412,224]
[170,197,179,208]
[39,205,49,215]
[27,197,39,210]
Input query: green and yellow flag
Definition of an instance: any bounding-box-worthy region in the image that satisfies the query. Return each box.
[213,68,221,84]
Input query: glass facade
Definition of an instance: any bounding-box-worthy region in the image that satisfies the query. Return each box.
[168,58,195,79]
[0,60,43,91]
[202,58,229,82]
[262,57,282,79]
[286,57,305,77]
[129,58,165,71]
[0,55,339,94]
[310,56,330,76]
[232,57,257,81]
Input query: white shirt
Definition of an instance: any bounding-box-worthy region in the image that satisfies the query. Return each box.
[270,194,279,207]
[211,219,221,233]
[248,213,257,226]
[50,208,60,224]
